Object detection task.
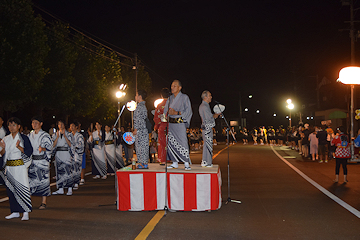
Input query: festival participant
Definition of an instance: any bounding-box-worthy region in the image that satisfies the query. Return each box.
[332,126,350,183]
[104,125,116,175]
[242,127,249,145]
[69,121,84,190]
[199,90,221,167]
[164,80,193,170]
[252,127,258,145]
[79,124,88,185]
[1,117,33,220]
[154,88,169,165]
[0,116,8,140]
[88,122,107,179]
[52,120,74,195]
[28,116,53,209]
[133,89,149,169]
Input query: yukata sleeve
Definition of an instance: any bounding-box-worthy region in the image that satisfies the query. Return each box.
[42,133,53,162]
[181,95,193,128]
[21,134,33,168]
[134,107,140,130]
[204,108,215,130]
[163,97,170,116]
[66,132,75,157]
[134,105,147,130]
[76,135,85,155]
[139,105,148,130]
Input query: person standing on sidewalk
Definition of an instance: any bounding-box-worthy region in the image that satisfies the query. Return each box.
[309,127,319,161]
[199,90,221,167]
[316,125,328,163]
[331,126,350,183]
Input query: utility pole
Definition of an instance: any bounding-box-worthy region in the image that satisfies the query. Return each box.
[350,0,355,64]
[132,53,138,130]
[343,0,357,160]
[239,91,243,129]
[134,53,138,94]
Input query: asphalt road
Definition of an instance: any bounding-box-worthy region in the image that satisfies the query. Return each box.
[1,143,360,240]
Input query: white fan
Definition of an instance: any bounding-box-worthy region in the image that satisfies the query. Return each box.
[213,104,225,114]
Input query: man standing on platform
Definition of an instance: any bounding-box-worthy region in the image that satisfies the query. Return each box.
[154,88,169,165]
[199,91,221,167]
[165,80,193,170]
[133,89,149,169]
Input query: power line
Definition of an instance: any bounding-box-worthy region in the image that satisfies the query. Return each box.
[34,4,133,60]
[33,3,169,83]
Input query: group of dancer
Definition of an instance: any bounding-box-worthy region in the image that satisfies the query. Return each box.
[0,79,222,220]
[0,116,85,220]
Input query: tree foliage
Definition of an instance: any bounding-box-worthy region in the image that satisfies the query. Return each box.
[0,0,48,113]
[38,21,77,115]
[0,0,152,124]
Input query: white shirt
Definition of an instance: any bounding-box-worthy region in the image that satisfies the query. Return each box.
[3,133,23,160]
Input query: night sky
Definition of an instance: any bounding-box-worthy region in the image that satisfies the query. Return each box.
[32,0,356,126]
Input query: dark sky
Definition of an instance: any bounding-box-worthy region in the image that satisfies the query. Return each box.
[32,0,356,124]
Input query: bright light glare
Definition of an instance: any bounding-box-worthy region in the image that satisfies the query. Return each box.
[244,108,249,112]
[154,99,164,108]
[307,117,310,120]
[126,100,137,111]
[286,116,289,119]
[256,110,260,114]
[286,99,292,104]
[273,113,277,117]
[116,91,125,98]
[337,66,360,85]
[287,103,294,110]
[248,95,253,99]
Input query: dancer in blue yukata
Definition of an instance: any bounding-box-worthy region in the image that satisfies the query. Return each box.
[0,117,33,220]
[28,116,53,209]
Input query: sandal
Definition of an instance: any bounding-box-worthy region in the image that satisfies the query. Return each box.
[137,163,148,169]
[39,203,47,210]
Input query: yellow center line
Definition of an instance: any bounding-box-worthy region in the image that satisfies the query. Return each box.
[135,211,165,240]
[213,145,230,159]
[135,145,228,239]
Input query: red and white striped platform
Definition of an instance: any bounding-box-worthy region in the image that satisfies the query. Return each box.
[116,164,222,211]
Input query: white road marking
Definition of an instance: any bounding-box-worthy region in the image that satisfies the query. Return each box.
[272,146,360,218]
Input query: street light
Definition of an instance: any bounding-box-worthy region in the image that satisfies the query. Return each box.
[286,99,294,127]
[337,66,360,160]
[116,84,127,130]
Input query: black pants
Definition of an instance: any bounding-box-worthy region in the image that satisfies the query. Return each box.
[335,158,348,175]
